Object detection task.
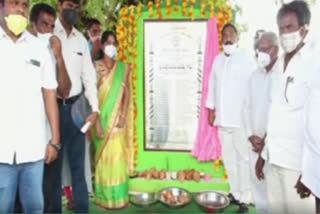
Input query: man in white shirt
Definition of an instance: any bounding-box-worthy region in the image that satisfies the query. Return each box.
[29,3,71,99]
[243,32,279,213]
[29,3,74,212]
[257,1,317,213]
[44,0,99,213]
[0,0,59,213]
[206,23,256,213]
[301,71,320,213]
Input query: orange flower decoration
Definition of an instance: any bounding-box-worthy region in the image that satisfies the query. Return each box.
[148,1,153,18]
[208,1,214,17]
[200,1,206,18]
[173,0,178,13]
[182,0,187,16]
[165,0,171,17]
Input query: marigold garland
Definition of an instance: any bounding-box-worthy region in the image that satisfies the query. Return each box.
[165,0,171,17]
[147,1,153,18]
[181,0,187,16]
[173,0,178,13]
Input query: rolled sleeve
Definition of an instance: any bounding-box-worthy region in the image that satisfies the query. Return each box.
[81,44,99,112]
[41,48,57,90]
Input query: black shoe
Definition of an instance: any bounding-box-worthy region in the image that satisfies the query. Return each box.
[236,203,249,213]
[228,193,241,205]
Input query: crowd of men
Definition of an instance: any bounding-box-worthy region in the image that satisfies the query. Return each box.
[207,1,320,213]
[0,0,320,213]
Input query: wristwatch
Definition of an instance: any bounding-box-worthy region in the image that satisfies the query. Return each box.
[48,141,61,152]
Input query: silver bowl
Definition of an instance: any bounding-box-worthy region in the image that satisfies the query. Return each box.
[129,192,158,207]
[195,191,230,210]
[158,187,192,208]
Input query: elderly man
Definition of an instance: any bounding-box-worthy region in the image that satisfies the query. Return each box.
[257,1,318,213]
[0,0,59,213]
[206,23,256,213]
[243,32,279,213]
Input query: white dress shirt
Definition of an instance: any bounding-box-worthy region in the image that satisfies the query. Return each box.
[0,26,57,164]
[301,71,320,198]
[265,43,320,171]
[206,48,256,127]
[54,19,98,112]
[243,63,276,138]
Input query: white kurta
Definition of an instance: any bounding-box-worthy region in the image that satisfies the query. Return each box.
[243,64,276,212]
[207,48,256,204]
[263,43,319,213]
[302,70,320,199]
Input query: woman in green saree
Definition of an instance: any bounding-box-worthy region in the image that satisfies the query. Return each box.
[92,31,134,209]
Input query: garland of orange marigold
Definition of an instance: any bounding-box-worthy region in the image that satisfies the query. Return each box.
[188,0,195,20]
[173,0,178,13]
[165,0,171,17]
[155,0,162,19]
[200,0,206,18]
[147,1,153,18]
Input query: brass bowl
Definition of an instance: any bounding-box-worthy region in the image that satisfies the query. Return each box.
[158,187,192,208]
[195,191,230,211]
[129,192,158,207]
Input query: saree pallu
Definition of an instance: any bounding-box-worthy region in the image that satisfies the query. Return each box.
[92,61,134,209]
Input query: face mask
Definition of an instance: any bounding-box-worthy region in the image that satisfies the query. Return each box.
[104,45,117,59]
[5,14,28,36]
[280,30,302,53]
[37,33,53,47]
[62,9,77,26]
[89,35,100,42]
[257,51,271,68]
[222,43,237,55]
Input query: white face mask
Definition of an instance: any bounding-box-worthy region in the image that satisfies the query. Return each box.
[257,51,271,68]
[280,30,302,53]
[88,31,101,42]
[104,44,117,59]
[37,33,53,47]
[222,43,237,55]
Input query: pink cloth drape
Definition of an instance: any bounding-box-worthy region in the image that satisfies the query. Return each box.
[191,17,221,161]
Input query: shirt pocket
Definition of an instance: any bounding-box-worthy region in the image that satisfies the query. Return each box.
[72,50,84,65]
[286,79,308,110]
[25,61,42,94]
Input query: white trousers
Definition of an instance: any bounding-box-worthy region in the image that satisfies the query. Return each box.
[248,148,268,213]
[218,127,252,204]
[266,164,315,213]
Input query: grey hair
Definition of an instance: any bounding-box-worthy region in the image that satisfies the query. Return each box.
[259,31,279,47]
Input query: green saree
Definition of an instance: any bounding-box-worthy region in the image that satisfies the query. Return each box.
[92,60,134,209]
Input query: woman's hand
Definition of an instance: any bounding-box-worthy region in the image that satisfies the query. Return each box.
[95,120,104,139]
[116,115,126,128]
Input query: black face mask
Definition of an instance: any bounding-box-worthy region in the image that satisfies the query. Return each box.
[62,9,77,26]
